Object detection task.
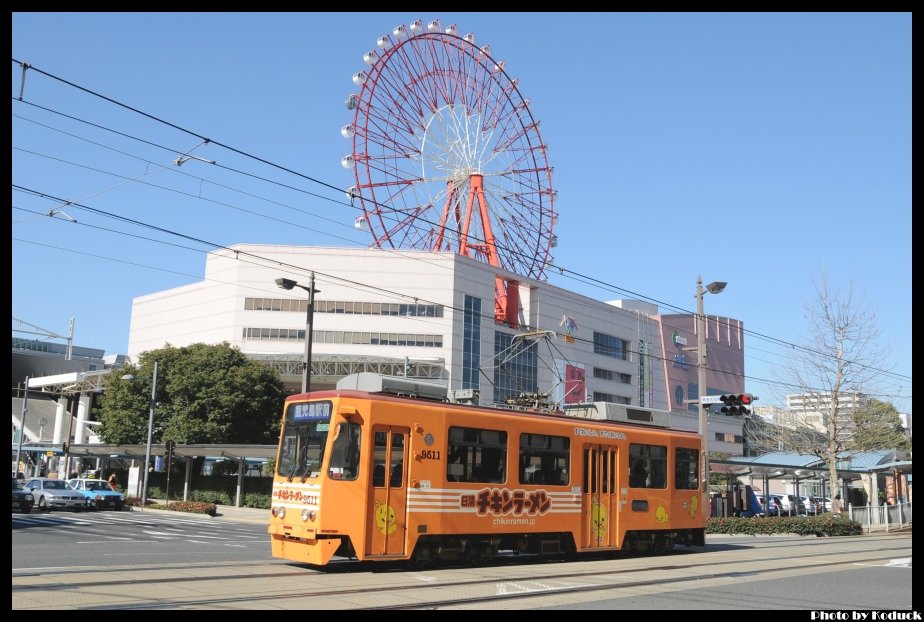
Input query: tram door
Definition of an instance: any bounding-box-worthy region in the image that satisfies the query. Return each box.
[581,445,617,549]
[366,427,409,557]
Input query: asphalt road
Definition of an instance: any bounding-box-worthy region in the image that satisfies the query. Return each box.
[12,511,914,610]
[12,508,274,569]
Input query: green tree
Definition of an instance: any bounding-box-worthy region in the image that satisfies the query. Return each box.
[851,398,911,452]
[97,342,284,445]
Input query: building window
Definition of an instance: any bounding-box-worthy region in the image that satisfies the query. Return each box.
[462,295,481,390]
[245,298,443,317]
[593,367,631,384]
[494,332,538,405]
[592,391,631,405]
[242,328,442,347]
[593,332,627,360]
[687,383,699,413]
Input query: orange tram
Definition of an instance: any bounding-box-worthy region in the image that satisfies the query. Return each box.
[268,373,707,567]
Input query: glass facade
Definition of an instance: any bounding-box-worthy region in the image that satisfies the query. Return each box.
[493,331,538,405]
[462,295,481,390]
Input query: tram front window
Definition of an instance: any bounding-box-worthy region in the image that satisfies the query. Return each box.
[279,401,332,481]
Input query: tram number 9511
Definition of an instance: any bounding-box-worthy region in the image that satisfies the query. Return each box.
[419,450,441,461]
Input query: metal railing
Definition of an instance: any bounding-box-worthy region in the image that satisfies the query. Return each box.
[849,501,912,532]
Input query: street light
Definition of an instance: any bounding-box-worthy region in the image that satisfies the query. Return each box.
[695,276,726,515]
[122,361,158,509]
[275,274,320,394]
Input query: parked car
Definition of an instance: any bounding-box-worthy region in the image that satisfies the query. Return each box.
[23,478,88,512]
[817,497,833,512]
[67,478,125,511]
[753,493,783,516]
[773,494,806,515]
[11,478,34,513]
[800,496,818,515]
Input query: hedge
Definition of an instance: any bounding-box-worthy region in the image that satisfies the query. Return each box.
[707,514,863,537]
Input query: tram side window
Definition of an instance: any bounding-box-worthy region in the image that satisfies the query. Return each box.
[372,431,404,488]
[329,422,361,481]
[629,443,667,489]
[518,433,570,486]
[373,431,387,487]
[446,426,507,484]
[674,447,699,490]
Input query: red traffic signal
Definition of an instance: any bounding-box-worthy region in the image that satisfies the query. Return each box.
[719,393,757,416]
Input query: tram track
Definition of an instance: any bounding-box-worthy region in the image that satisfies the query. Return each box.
[12,534,911,610]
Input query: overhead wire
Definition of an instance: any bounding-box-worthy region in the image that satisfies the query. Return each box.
[10,59,911,390]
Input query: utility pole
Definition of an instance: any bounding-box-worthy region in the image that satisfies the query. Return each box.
[14,376,30,478]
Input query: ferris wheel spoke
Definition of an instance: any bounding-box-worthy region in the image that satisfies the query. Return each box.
[361,103,423,151]
[363,98,421,142]
[418,41,454,108]
[361,85,415,132]
[371,51,432,119]
[479,73,514,135]
[380,206,432,246]
[391,40,440,111]
[365,73,430,133]
[429,37,463,106]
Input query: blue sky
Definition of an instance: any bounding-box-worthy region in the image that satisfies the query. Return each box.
[11,13,911,412]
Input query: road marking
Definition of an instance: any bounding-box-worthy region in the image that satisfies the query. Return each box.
[885,557,911,568]
[854,557,912,569]
[496,580,595,595]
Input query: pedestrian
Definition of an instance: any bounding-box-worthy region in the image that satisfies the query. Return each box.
[831,494,843,515]
[108,473,118,491]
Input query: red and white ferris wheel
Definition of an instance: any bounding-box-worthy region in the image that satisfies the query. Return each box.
[342,19,557,294]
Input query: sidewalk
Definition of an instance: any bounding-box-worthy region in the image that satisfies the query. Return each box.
[213,503,270,525]
[139,499,269,525]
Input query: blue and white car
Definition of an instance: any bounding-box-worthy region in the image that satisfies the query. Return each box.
[67,478,125,511]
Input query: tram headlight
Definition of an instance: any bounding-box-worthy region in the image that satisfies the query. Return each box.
[301,509,310,522]
[277,506,286,519]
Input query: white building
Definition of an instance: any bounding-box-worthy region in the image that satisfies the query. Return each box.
[785,391,869,439]
[898,412,912,438]
[128,245,660,408]
[126,244,746,455]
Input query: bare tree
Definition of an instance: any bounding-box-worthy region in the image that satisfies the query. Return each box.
[762,274,888,496]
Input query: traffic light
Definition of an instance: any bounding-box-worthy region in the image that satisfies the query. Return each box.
[165,439,176,459]
[720,393,757,416]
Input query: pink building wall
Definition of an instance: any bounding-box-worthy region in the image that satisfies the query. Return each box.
[657,314,745,412]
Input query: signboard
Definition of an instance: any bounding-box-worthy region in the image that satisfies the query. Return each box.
[127,466,141,498]
[700,395,722,405]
